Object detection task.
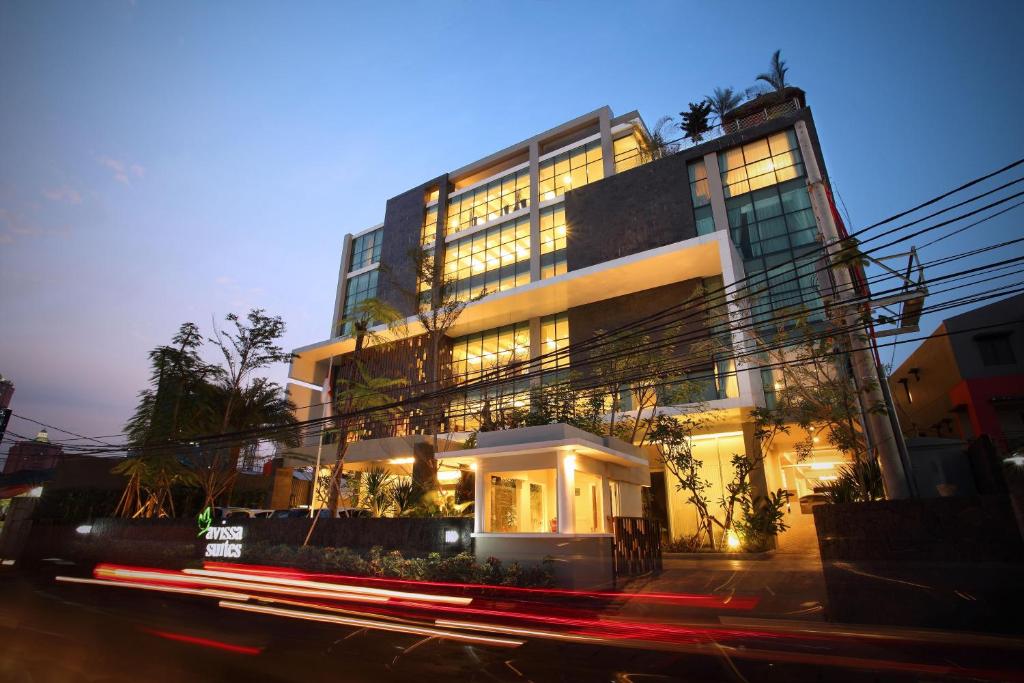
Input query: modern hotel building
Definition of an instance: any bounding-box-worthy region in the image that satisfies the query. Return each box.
[286,91,849,556]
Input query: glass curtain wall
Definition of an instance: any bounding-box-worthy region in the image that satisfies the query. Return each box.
[448,322,531,431]
[719,130,823,324]
[539,140,603,201]
[446,169,530,235]
[443,215,530,300]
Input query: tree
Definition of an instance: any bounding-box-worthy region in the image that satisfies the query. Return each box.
[405,246,486,504]
[640,116,680,162]
[326,297,404,512]
[705,87,745,124]
[209,309,293,433]
[756,49,790,92]
[124,322,209,446]
[679,101,713,142]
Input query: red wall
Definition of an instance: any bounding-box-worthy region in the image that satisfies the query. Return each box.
[948,374,1024,446]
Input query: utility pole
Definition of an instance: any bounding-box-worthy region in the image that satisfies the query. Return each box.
[795,121,912,499]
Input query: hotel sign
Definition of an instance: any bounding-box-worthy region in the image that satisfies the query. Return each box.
[196,507,244,558]
[204,525,244,558]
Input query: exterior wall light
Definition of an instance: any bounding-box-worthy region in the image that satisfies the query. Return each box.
[75,525,93,534]
[444,529,459,544]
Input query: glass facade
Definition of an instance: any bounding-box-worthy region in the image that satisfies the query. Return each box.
[720,130,822,323]
[443,215,530,300]
[719,130,804,198]
[448,322,531,432]
[539,140,603,201]
[613,133,643,173]
[688,160,716,236]
[350,228,382,271]
[487,470,556,533]
[539,204,567,279]
[540,313,570,374]
[340,269,378,335]
[421,204,438,246]
[446,169,530,235]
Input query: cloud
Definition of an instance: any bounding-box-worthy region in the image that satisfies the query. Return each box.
[97,156,146,185]
[42,186,82,204]
[0,206,70,245]
[214,275,235,286]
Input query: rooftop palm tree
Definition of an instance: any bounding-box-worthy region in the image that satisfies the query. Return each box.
[679,101,713,142]
[705,87,745,124]
[756,49,790,92]
[640,116,680,161]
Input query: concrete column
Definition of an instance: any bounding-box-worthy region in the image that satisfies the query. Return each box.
[474,464,487,533]
[598,108,615,179]
[601,476,613,532]
[704,152,730,234]
[556,450,576,534]
[794,120,911,499]
[528,141,541,282]
[330,234,354,337]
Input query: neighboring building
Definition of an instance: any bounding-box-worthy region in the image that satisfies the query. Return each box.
[890,292,1024,452]
[3,429,65,475]
[288,92,855,554]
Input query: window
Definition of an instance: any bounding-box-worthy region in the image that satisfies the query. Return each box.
[443,215,530,300]
[688,160,715,236]
[719,130,803,199]
[726,176,822,321]
[613,133,643,173]
[573,469,604,533]
[539,204,567,279]
[340,270,378,336]
[448,322,531,432]
[446,169,530,235]
[421,205,438,246]
[540,313,570,374]
[539,140,603,201]
[350,228,383,272]
[487,470,557,533]
[976,333,1015,366]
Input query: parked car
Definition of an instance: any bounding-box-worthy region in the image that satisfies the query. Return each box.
[336,507,371,518]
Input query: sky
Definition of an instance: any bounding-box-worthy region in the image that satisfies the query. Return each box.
[2,0,1023,451]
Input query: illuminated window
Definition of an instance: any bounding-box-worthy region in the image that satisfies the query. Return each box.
[417,247,434,307]
[421,205,438,246]
[350,228,383,272]
[719,130,803,199]
[443,215,530,300]
[340,270,378,336]
[487,470,557,533]
[540,313,570,373]
[446,169,530,235]
[425,186,440,204]
[539,140,603,201]
[613,133,643,173]
[449,322,531,432]
[688,160,715,236]
[720,132,821,323]
[539,204,567,279]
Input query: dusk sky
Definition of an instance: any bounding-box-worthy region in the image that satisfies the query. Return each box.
[2,0,1023,450]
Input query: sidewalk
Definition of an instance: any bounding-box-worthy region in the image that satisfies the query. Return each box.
[611,506,827,623]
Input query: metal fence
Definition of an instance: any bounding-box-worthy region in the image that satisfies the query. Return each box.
[612,516,662,578]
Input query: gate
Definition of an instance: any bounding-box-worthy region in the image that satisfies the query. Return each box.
[612,516,662,579]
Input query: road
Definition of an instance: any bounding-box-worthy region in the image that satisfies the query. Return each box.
[0,561,1022,683]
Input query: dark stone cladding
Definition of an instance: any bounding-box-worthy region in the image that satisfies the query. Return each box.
[566,278,711,379]
[563,106,825,273]
[376,174,449,318]
[564,149,696,272]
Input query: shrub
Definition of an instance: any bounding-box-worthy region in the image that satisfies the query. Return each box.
[238,542,554,587]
